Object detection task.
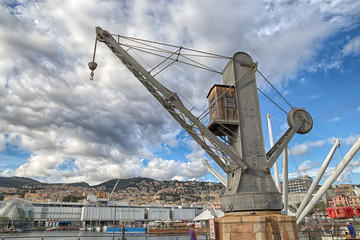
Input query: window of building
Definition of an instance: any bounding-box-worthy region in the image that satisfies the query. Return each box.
[225,97,235,107]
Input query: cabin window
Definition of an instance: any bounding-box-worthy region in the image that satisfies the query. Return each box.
[226,97,235,107]
[210,98,216,113]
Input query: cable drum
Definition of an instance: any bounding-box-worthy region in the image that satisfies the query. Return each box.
[287,108,313,134]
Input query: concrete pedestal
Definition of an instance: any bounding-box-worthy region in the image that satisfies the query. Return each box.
[215,211,299,240]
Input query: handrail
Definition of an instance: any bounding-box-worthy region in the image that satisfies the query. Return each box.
[0,233,211,240]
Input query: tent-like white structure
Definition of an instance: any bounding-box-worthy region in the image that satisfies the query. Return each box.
[193,209,224,221]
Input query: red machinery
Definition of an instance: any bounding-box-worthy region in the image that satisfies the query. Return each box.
[327,206,355,219]
[354,206,360,217]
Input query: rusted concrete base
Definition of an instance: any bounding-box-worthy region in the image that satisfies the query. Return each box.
[215,211,299,240]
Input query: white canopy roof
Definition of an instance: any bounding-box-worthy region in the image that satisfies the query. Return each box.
[193,209,224,221]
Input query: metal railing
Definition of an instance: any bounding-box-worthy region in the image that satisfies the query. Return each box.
[0,233,211,240]
[299,230,351,240]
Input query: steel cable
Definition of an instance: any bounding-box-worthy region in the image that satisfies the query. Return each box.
[257,69,294,110]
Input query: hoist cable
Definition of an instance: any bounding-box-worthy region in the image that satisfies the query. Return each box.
[115,34,227,73]
[130,49,197,111]
[112,33,297,120]
[257,69,294,110]
[89,36,98,80]
[307,130,332,142]
[257,88,288,115]
[152,59,177,77]
[149,47,182,74]
[92,37,97,62]
[176,51,222,74]
[288,151,301,177]
[120,43,222,73]
[114,34,231,59]
[127,43,222,73]
[119,39,228,59]
[119,41,175,55]
[314,100,360,121]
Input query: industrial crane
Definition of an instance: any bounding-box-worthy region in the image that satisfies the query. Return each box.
[88,27,313,213]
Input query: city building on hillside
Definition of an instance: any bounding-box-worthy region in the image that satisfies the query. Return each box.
[332,184,355,197]
[288,175,313,193]
[3,195,21,201]
[328,194,349,207]
[288,191,329,208]
[24,192,48,202]
[211,202,222,210]
[348,195,360,206]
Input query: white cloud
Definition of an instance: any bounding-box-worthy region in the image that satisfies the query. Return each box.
[172,176,185,181]
[342,36,360,56]
[297,160,319,173]
[0,169,14,177]
[280,122,288,134]
[336,161,360,183]
[342,134,360,146]
[0,0,359,184]
[308,58,342,72]
[179,140,208,179]
[162,129,181,148]
[140,139,209,181]
[289,140,325,156]
[0,135,5,151]
[141,158,179,180]
[299,78,307,85]
[308,94,323,100]
[329,117,340,122]
[282,89,291,96]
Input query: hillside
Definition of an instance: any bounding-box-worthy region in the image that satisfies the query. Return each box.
[0,176,90,188]
[0,176,156,190]
[0,176,224,204]
[0,176,45,188]
[93,177,156,191]
[0,176,221,193]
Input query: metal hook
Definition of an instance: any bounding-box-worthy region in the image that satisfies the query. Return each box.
[88,36,98,81]
[88,62,97,81]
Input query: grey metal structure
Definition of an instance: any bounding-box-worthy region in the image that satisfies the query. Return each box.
[81,206,145,221]
[295,139,340,219]
[282,147,288,215]
[267,113,281,191]
[202,159,227,187]
[147,208,170,221]
[90,27,313,213]
[213,53,313,212]
[297,137,360,224]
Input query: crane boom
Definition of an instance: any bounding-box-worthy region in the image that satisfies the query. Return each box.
[202,159,227,187]
[92,27,247,173]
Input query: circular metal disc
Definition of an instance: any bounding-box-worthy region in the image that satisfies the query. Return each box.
[287,108,313,134]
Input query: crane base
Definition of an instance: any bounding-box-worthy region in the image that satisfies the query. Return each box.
[215,211,299,240]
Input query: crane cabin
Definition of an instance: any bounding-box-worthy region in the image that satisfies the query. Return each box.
[207,84,239,136]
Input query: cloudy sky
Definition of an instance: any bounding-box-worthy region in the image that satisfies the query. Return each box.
[0,0,359,185]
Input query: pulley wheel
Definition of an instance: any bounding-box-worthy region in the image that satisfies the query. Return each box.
[287,108,313,134]
[88,61,97,71]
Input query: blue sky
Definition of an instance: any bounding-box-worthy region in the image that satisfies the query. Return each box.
[0,0,359,185]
